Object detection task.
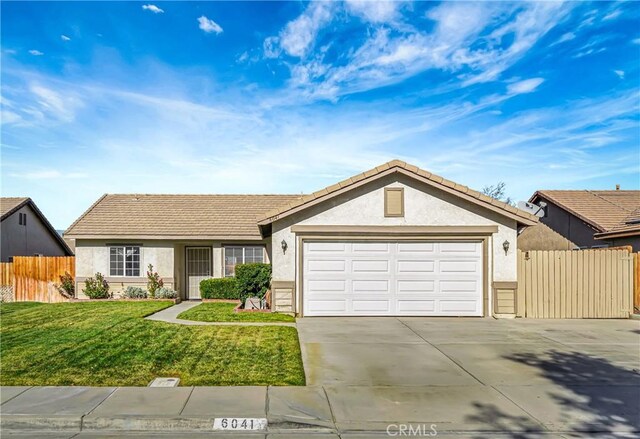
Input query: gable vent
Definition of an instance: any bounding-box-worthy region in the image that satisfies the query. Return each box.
[384,187,404,217]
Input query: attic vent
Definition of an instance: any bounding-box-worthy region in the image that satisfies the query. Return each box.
[384,187,404,217]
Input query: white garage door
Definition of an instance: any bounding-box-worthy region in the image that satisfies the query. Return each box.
[303,241,483,316]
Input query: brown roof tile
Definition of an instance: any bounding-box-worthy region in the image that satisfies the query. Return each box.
[1,197,29,219]
[65,194,303,239]
[532,190,640,232]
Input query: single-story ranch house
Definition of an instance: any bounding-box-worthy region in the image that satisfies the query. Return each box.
[65,160,538,317]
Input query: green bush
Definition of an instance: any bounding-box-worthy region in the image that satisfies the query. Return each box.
[84,273,111,299]
[200,278,239,299]
[235,263,271,302]
[122,286,147,299]
[155,287,177,299]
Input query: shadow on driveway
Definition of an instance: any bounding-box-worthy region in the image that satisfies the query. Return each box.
[466,350,640,438]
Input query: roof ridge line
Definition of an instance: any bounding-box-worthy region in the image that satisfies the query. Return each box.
[586,190,633,213]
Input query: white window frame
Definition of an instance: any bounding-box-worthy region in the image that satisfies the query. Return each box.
[109,245,142,277]
[223,245,265,277]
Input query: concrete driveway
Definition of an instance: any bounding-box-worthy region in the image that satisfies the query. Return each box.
[297,317,640,433]
[297,317,640,386]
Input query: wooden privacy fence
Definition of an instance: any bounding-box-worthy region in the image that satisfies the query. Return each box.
[0,256,75,303]
[517,249,634,318]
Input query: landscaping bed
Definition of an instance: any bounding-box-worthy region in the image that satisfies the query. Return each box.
[178,302,295,323]
[0,301,304,386]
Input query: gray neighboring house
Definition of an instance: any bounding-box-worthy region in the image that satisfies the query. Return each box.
[0,197,74,262]
[526,190,640,251]
[65,160,538,317]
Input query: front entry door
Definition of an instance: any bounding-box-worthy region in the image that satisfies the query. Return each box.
[186,247,211,299]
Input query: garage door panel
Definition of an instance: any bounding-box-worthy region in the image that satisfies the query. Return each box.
[307,259,346,272]
[352,259,389,272]
[307,300,347,313]
[303,241,483,317]
[308,279,346,292]
[398,242,435,253]
[307,242,346,253]
[439,299,481,313]
[397,260,435,273]
[397,279,435,293]
[352,300,390,312]
[353,279,389,292]
[440,242,481,254]
[439,260,480,273]
[352,242,390,252]
[439,280,479,293]
[397,300,436,312]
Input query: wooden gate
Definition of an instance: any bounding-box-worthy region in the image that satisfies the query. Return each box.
[516,249,634,318]
[0,256,75,303]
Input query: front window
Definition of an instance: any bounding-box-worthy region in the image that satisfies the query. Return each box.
[224,246,264,277]
[110,246,141,276]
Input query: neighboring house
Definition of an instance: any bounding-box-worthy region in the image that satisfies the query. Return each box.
[0,197,74,262]
[528,190,640,251]
[517,223,577,251]
[65,160,538,317]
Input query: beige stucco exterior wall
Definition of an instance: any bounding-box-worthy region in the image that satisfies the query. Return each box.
[270,174,519,313]
[75,239,271,299]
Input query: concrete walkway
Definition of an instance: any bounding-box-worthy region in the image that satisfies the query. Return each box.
[1,383,638,437]
[145,301,296,327]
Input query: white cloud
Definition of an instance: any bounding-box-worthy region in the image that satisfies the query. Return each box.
[198,16,223,34]
[507,78,545,95]
[142,4,164,14]
[10,170,88,180]
[28,50,44,56]
[632,38,640,45]
[345,0,403,24]
[614,70,625,79]
[551,32,575,46]
[278,2,333,58]
[29,84,84,123]
[1,110,22,125]
[270,1,573,100]
[603,9,621,21]
[61,35,71,41]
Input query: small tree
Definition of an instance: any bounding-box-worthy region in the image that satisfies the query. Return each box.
[481,182,515,206]
[84,272,111,299]
[146,264,163,298]
[55,271,75,299]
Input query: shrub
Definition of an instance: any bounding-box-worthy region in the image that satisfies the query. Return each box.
[55,271,75,298]
[235,263,271,302]
[200,278,239,299]
[122,286,147,299]
[155,287,177,299]
[146,264,164,298]
[84,273,111,299]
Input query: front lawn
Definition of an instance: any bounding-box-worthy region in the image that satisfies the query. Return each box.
[0,301,305,386]
[178,302,296,323]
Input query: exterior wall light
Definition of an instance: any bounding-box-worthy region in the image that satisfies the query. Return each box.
[281,239,288,254]
[503,240,510,255]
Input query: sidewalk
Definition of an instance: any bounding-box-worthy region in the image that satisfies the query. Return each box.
[2,384,638,437]
[144,301,296,327]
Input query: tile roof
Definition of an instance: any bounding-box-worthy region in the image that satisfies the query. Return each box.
[531,190,640,233]
[258,159,539,226]
[1,197,29,219]
[65,194,304,239]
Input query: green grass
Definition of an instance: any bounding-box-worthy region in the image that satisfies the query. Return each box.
[178,302,296,323]
[0,301,305,387]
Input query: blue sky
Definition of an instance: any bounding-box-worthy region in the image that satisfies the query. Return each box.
[1,1,639,229]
